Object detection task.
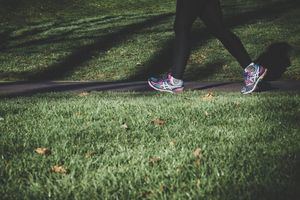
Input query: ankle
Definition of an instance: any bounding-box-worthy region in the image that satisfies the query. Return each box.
[169,75,183,86]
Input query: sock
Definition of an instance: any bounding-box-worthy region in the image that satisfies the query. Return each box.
[170,75,183,86]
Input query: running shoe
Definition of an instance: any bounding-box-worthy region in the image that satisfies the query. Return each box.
[148,73,184,93]
[241,63,267,94]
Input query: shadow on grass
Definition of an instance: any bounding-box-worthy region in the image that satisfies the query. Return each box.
[216,150,300,200]
[127,0,299,81]
[222,98,300,200]
[0,30,11,50]
[2,15,135,50]
[217,110,300,199]
[184,61,225,81]
[23,13,173,81]
[175,102,300,199]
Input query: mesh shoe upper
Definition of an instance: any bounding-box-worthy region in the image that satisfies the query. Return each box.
[241,63,267,94]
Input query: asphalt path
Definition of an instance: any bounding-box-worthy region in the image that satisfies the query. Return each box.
[0,80,300,98]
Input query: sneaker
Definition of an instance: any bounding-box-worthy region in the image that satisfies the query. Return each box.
[148,73,184,93]
[241,63,267,94]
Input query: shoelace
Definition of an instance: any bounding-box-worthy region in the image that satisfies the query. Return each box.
[244,71,259,86]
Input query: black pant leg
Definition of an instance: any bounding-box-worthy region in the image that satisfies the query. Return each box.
[200,0,252,68]
[171,0,199,79]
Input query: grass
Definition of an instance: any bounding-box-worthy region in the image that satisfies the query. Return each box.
[0,91,300,199]
[1,0,300,199]
[0,0,300,81]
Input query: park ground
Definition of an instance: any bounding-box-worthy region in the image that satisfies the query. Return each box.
[0,0,300,199]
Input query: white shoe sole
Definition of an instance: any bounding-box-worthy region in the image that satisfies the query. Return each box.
[148,80,184,94]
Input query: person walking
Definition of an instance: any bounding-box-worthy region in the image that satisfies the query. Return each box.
[148,0,267,94]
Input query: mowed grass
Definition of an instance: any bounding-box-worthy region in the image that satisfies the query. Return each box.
[1,91,299,199]
[1,0,300,199]
[0,0,300,81]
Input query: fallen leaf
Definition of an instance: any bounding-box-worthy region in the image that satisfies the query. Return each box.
[193,148,202,167]
[195,159,201,167]
[121,123,129,130]
[149,156,161,166]
[140,191,152,198]
[222,64,229,70]
[193,148,202,159]
[75,112,81,116]
[169,140,176,146]
[160,184,167,192]
[196,179,201,188]
[78,92,89,97]
[85,151,96,158]
[35,147,51,156]
[152,119,165,126]
[51,165,68,174]
[202,92,214,101]
[136,62,143,66]
[204,111,209,116]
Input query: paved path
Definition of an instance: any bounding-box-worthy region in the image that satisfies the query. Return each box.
[0,80,300,97]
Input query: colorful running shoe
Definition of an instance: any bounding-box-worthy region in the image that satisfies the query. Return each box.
[148,73,184,93]
[241,63,267,94]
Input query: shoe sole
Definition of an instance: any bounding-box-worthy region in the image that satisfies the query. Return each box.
[148,80,184,94]
[242,69,268,95]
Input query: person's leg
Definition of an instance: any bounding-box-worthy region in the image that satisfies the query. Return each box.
[200,0,267,94]
[199,0,252,68]
[147,0,202,93]
[171,0,200,79]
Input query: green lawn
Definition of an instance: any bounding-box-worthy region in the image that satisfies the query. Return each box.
[1,0,300,199]
[0,91,299,199]
[0,0,299,81]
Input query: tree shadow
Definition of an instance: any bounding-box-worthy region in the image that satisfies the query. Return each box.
[127,0,300,81]
[1,0,299,84]
[219,150,300,200]
[18,13,173,81]
[184,61,225,81]
[215,100,300,199]
[3,14,143,51]
[0,30,11,50]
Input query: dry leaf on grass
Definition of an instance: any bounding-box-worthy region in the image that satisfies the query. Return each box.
[152,119,165,126]
[196,179,201,188]
[204,111,209,116]
[193,148,202,159]
[121,123,129,130]
[193,148,202,167]
[235,101,241,107]
[75,112,81,116]
[78,92,90,97]
[222,64,229,70]
[140,191,152,199]
[136,62,143,66]
[51,165,68,174]
[160,184,167,192]
[202,92,214,101]
[35,147,51,156]
[85,151,97,158]
[169,140,176,146]
[149,156,161,166]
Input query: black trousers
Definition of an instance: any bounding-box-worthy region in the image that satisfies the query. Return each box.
[172,0,252,79]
